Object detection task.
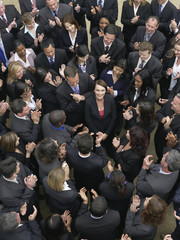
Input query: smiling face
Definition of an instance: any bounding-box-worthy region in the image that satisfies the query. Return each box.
[103,33,115,46]
[94,84,106,100]
[134,74,143,90]
[171,95,180,114]
[174,44,180,58]
[66,73,79,88]
[145,18,158,34]
[44,44,55,58]
[46,0,58,11]
[0,2,5,16]
[64,22,76,33]
[16,44,26,58]
[25,18,35,30]
[99,17,110,31]
[15,66,24,79]
[139,50,151,61]
[113,65,124,77]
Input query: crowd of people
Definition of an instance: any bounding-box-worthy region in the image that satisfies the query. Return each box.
[0,0,180,239]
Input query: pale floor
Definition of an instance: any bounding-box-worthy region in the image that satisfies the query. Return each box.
[3,0,180,239]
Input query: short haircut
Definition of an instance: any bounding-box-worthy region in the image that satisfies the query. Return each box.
[94,79,107,92]
[0,157,17,178]
[75,44,89,57]
[35,138,59,164]
[113,59,127,71]
[15,81,29,99]
[40,38,55,51]
[47,167,65,192]
[22,12,33,25]
[165,149,180,172]
[0,212,18,232]
[146,15,159,25]
[104,24,117,36]
[13,39,24,51]
[64,66,78,78]
[10,99,26,114]
[45,214,66,239]
[49,110,65,127]
[90,196,107,217]
[77,133,93,154]
[139,41,153,53]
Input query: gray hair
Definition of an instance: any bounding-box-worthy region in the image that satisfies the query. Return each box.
[0,212,18,232]
[165,149,180,172]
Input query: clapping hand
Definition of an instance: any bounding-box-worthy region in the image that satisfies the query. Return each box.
[79,187,88,204]
[142,155,153,170]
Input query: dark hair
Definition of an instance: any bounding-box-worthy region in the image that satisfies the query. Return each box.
[62,14,81,31]
[64,66,78,78]
[99,15,112,24]
[71,44,90,67]
[15,81,29,99]
[35,67,57,89]
[13,39,24,52]
[35,138,59,164]
[104,24,117,36]
[108,58,127,71]
[90,196,107,217]
[146,16,159,25]
[40,38,55,51]
[134,69,153,94]
[0,212,19,232]
[129,126,149,156]
[45,214,67,240]
[10,99,26,114]
[139,41,153,53]
[77,133,93,154]
[141,195,167,225]
[110,170,127,196]
[0,157,17,178]
[138,101,155,127]
[49,110,66,127]
[94,80,107,92]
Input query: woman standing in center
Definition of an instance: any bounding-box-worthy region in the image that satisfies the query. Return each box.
[85,80,116,156]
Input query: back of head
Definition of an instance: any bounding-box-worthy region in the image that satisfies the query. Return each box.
[110,170,127,196]
[0,131,17,152]
[10,98,26,114]
[49,110,65,127]
[75,44,89,57]
[90,196,107,217]
[45,214,65,240]
[0,157,17,178]
[139,41,153,53]
[165,149,180,172]
[40,38,55,51]
[77,133,93,154]
[47,167,65,192]
[104,24,117,36]
[0,212,18,232]
[138,101,155,126]
[64,66,78,78]
[15,81,29,99]
[35,138,59,164]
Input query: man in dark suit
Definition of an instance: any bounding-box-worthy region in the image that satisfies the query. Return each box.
[129,16,166,59]
[75,188,120,240]
[86,0,118,33]
[56,66,94,126]
[0,204,42,240]
[10,99,41,147]
[19,0,46,16]
[66,133,108,191]
[34,38,69,74]
[91,24,126,76]
[39,0,73,46]
[154,93,180,160]
[0,2,22,38]
[136,150,180,201]
[128,41,162,90]
[0,157,37,210]
[0,31,13,67]
[151,0,177,38]
[59,0,87,27]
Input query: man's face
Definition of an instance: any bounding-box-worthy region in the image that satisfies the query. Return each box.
[0,3,5,16]
[103,33,115,46]
[158,0,167,4]
[139,50,151,61]
[20,104,31,117]
[66,73,79,88]
[171,96,180,114]
[15,162,20,176]
[46,0,58,11]
[160,152,169,167]
[44,44,55,58]
[145,18,158,34]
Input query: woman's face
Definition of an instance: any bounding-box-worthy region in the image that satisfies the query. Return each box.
[134,75,143,90]
[113,66,124,77]
[16,44,26,58]
[174,44,180,58]
[15,135,20,147]
[25,18,35,30]
[144,197,152,208]
[126,130,130,141]
[99,17,110,31]
[175,33,180,42]
[78,54,89,63]
[15,66,24,79]
[64,22,76,33]
[44,72,52,83]
[94,84,106,100]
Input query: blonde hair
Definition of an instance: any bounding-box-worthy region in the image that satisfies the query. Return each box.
[129,0,147,7]
[0,132,18,152]
[7,61,25,84]
[22,12,34,25]
[47,167,65,192]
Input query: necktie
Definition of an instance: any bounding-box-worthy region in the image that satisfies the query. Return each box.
[144,33,150,41]
[32,0,36,8]
[49,58,55,67]
[53,11,57,17]
[138,60,145,69]
[105,45,109,54]
[0,47,7,67]
[158,4,162,16]
[2,15,7,25]
[74,86,79,94]
[99,0,103,10]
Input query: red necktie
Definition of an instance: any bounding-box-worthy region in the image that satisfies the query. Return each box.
[2,15,7,25]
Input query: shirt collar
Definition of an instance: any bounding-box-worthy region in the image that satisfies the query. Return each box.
[24,23,39,33]
[90,213,104,219]
[78,152,91,158]
[50,122,65,130]
[14,113,27,120]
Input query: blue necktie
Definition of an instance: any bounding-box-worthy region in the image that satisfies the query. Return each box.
[0,47,7,67]
[138,60,145,69]
[74,86,79,94]
[158,4,162,16]
[49,58,55,68]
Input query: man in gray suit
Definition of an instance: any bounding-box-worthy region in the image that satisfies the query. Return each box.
[136,149,180,201]
[39,0,73,46]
